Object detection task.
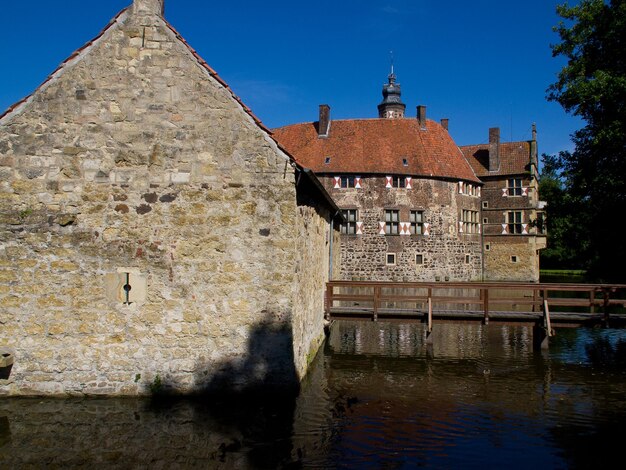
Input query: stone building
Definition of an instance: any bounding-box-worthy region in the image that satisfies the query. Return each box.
[274,71,484,282]
[274,70,546,282]
[0,0,340,396]
[461,126,547,281]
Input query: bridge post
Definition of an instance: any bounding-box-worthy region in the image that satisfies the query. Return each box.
[482,288,489,325]
[534,298,553,351]
[603,288,611,327]
[324,284,333,321]
[533,325,549,350]
[373,285,379,322]
[425,289,434,346]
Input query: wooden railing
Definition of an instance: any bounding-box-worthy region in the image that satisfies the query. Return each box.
[325,281,626,330]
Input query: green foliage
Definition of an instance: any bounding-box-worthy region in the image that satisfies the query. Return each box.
[539,153,590,270]
[547,0,626,281]
[18,208,33,219]
[149,374,163,395]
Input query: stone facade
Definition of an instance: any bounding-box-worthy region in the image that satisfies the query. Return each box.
[0,0,338,396]
[273,102,485,283]
[320,175,482,281]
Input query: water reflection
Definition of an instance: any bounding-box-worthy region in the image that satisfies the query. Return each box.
[1,322,626,469]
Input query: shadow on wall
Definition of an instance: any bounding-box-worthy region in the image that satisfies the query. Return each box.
[155,311,300,399]
[144,312,302,467]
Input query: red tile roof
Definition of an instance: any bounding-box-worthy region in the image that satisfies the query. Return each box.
[273,118,481,183]
[460,141,532,177]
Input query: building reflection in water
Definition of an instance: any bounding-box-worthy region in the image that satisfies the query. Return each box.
[1,321,626,468]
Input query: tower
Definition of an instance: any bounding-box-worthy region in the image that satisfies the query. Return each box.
[377,65,406,119]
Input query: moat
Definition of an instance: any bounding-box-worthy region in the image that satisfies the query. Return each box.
[2,322,625,468]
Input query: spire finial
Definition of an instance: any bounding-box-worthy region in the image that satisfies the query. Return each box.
[378,53,405,118]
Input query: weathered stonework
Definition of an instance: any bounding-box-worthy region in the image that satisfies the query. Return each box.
[321,176,483,281]
[0,1,337,396]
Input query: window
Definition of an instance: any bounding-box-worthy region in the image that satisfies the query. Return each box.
[416,254,424,265]
[392,176,406,188]
[402,158,409,166]
[511,255,519,263]
[507,211,523,234]
[465,254,470,264]
[385,209,399,235]
[324,157,331,164]
[507,178,522,196]
[341,209,357,235]
[462,209,479,234]
[485,243,491,251]
[482,201,489,209]
[386,253,396,265]
[340,176,355,188]
[410,210,424,235]
[483,217,488,224]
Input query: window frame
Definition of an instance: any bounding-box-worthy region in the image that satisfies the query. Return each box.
[461,209,479,234]
[507,210,523,234]
[507,178,523,196]
[392,176,406,188]
[410,210,424,235]
[340,209,358,235]
[385,209,400,235]
[340,175,356,188]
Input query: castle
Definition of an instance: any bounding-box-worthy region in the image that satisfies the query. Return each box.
[274,71,546,283]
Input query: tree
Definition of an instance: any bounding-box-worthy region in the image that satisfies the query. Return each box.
[538,152,590,270]
[548,0,626,281]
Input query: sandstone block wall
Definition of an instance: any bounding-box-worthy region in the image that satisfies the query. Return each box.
[0,4,331,395]
[483,237,543,282]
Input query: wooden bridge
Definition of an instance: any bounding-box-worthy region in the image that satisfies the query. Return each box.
[324,281,626,349]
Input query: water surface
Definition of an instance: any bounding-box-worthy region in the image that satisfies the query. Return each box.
[1,322,625,469]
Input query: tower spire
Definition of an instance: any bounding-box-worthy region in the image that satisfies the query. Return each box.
[389,51,396,83]
[378,55,405,119]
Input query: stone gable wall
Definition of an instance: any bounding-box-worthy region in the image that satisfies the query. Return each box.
[0,8,329,395]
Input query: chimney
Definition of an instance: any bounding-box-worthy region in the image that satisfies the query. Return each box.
[417,105,427,128]
[488,127,500,172]
[530,123,538,171]
[133,0,165,15]
[440,118,449,131]
[318,104,331,137]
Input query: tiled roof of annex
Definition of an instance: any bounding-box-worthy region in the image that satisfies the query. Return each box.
[460,141,532,178]
[273,118,481,183]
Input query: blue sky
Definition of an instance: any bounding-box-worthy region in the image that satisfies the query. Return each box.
[0,0,581,158]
